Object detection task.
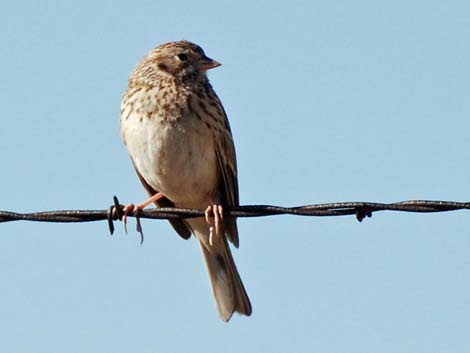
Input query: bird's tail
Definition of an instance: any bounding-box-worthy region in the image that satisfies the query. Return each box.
[198,234,252,322]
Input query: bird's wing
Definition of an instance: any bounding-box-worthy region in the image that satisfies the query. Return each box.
[214,105,240,248]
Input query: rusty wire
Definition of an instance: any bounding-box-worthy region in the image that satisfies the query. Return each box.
[0,197,468,232]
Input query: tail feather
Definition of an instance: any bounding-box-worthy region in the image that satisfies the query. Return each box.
[199,239,252,322]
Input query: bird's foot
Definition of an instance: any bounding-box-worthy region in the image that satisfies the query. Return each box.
[122,192,165,232]
[110,192,164,245]
[122,203,136,234]
[120,203,145,244]
[205,204,224,247]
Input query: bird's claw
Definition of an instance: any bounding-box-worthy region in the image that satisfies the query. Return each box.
[135,208,144,245]
[122,203,136,234]
[123,203,145,244]
[205,204,224,247]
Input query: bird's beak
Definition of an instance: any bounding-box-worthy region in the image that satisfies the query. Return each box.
[199,57,221,71]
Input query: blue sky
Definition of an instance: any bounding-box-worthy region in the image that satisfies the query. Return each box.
[1,1,470,352]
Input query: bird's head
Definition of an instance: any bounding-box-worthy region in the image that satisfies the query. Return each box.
[132,40,221,85]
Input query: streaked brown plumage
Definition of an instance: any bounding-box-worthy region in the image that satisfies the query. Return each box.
[120,40,251,321]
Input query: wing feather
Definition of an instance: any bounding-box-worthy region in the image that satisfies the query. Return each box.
[213,97,240,247]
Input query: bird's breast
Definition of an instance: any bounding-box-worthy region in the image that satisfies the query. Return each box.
[121,88,219,207]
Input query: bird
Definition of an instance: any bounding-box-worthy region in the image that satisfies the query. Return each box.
[120,40,252,322]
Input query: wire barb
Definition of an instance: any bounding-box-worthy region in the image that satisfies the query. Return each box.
[107,195,124,235]
[355,206,372,222]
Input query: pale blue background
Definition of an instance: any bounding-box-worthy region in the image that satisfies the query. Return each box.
[1,1,469,352]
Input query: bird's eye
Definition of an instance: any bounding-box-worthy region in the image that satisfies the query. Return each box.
[176,53,188,61]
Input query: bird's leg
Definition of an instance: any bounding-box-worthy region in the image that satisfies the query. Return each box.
[122,192,165,233]
[205,204,224,247]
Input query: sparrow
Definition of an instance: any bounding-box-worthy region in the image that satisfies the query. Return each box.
[120,40,251,321]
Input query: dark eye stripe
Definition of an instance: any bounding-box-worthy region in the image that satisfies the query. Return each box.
[157,63,169,71]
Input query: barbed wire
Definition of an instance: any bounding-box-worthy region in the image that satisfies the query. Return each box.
[1,197,469,233]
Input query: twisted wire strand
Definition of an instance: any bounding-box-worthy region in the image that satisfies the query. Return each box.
[1,198,468,224]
